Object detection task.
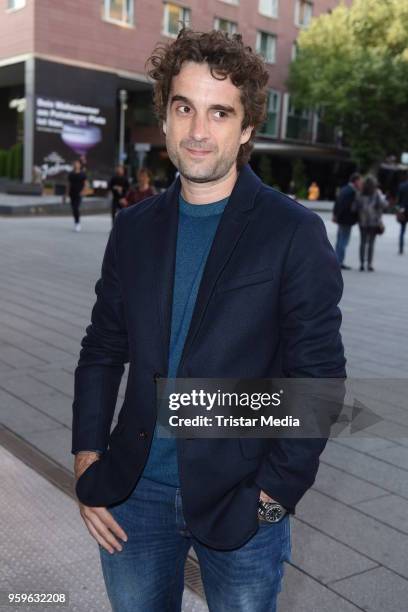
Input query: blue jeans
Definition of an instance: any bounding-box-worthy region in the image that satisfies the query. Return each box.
[335,224,352,265]
[99,476,291,612]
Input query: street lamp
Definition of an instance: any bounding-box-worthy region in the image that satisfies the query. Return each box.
[118,89,128,165]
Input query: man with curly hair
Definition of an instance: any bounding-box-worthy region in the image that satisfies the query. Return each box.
[72,28,346,612]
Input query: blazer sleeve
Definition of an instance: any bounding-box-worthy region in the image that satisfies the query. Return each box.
[71,213,129,454]
[255,213,346,512]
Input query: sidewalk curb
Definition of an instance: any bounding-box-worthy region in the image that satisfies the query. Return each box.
[0,425,74,499]
[0,198,110,217]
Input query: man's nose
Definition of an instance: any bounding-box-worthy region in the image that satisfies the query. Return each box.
[189,113,210,141]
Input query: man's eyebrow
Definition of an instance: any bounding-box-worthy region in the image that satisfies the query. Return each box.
[170,95,192,106]
[209,104,236,115]
[169,95,236,114]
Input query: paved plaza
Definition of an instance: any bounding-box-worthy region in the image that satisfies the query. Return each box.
[0,208,407,611]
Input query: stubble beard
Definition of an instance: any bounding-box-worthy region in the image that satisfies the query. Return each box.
[167,140,238,184]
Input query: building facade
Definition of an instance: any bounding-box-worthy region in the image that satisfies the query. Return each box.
[0,0,353,195]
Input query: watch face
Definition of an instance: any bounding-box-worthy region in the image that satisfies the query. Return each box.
[265,504,283,522]
[259,502,285,523]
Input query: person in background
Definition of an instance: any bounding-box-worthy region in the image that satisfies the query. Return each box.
[79,154,88,173]
[333,172,362,270]
[396,171,408,255]
[354,175,387,272]
[67,159,87,232]
[308,181,320,201]
[108,165,130,224]
[120,167,155,208]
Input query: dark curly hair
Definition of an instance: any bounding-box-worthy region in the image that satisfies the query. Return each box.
[145,28,270,169]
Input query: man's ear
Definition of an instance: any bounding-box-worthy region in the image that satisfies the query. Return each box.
[240,125,253,145]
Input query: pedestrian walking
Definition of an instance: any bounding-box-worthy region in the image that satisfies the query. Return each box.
[72,28,345,612]
[67,160,87,232]
[120,167,155,208]
[79,154,88,172]
[354,175,387,271]
[396,172,408,254]
[333,172,362,270]
[108,165,130,224]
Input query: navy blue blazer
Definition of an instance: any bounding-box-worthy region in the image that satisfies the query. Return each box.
[72,164,346,550]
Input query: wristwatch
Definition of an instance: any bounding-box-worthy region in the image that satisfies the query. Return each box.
[258,500,287,523]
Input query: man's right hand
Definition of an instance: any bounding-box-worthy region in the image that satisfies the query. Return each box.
[74,451,128,554]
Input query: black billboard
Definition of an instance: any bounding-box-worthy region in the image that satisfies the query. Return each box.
[34,59,118,181]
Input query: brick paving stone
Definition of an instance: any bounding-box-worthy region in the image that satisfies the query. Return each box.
[314,462,388,505]
[0,388,64,434]
[354,494,408,534]
[333,436,396,453]
[322,440,408,499]
[297,489,408,579]
[290,519,378,584]
[328,566,408,612]
[368,444,408,470]
[279,565,362,612]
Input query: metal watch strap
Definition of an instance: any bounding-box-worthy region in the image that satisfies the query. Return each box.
[258,500,287,523]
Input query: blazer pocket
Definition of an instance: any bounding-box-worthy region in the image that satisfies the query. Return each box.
[216,268,274,294]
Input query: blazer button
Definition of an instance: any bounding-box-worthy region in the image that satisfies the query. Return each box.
[153,372,162,381]
[139,430,148,439]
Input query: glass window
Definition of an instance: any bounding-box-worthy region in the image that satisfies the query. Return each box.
[103,0,133,25]
[315,108,336,144]
[258,0,278,19]
[259,90,281,137]
[214,17,237,35]
[7,0,26,9]
[286,96,313,140]
[163,3,191,37]
[295,0,313,28]
[256,31,277,64]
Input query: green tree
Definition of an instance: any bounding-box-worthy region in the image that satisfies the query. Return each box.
[287,0,408,172]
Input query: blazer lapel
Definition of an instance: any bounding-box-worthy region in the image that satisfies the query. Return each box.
[177,165,263,374]
[153,177,181,374]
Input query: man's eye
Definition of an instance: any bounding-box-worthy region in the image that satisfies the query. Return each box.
[214,110,228,119]
[177,106,190,114]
